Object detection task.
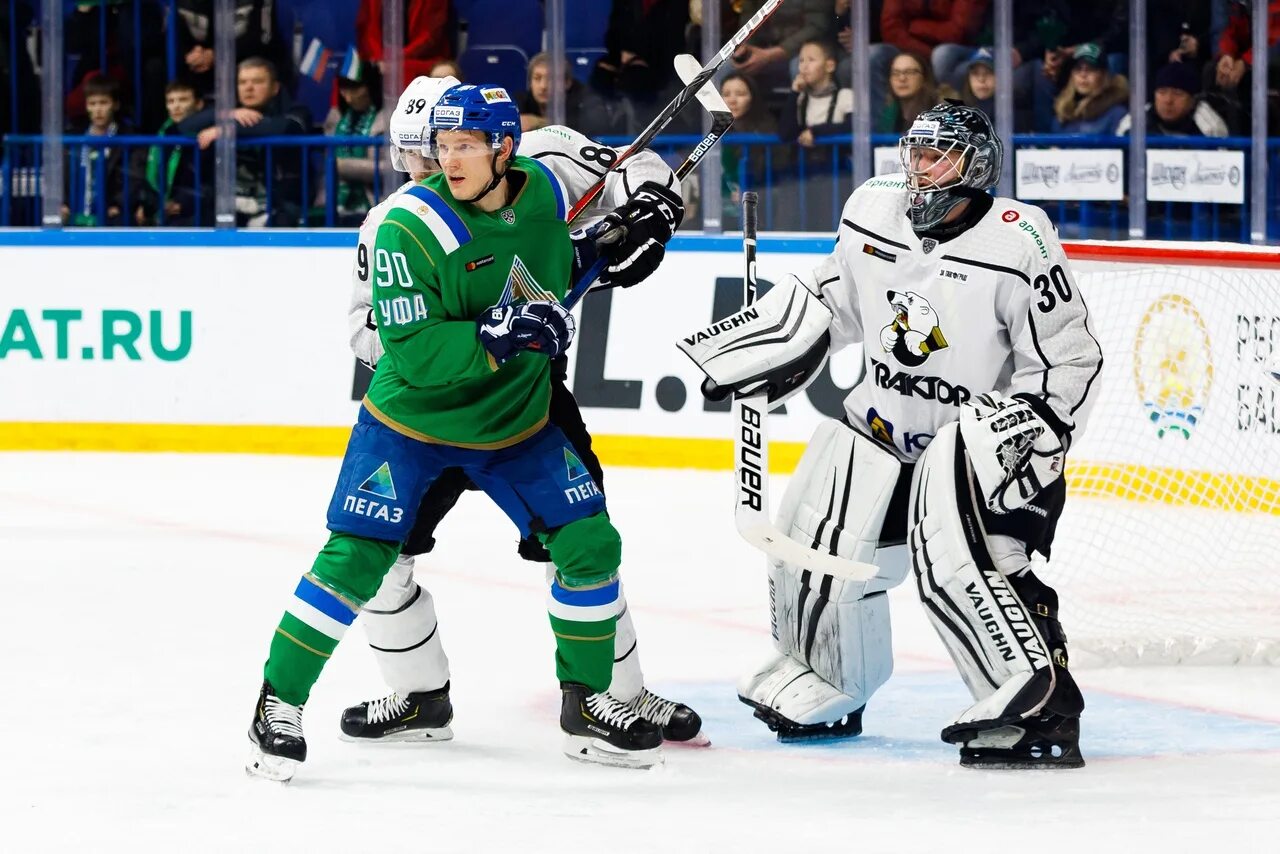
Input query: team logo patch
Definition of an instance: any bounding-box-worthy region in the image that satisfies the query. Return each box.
[921,237,938,254]
[497,255,557,307]
[564,448,589,481]
[1002,209,1020,223]
[480,87,512,104]
[866,408,895,446]
[879,290,949,368]
[358,462,398,500]
[465,254,495,272]
[501,209,516,225]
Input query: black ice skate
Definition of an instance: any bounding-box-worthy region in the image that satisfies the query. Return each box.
[339,683,454,743]
[740,697,865,743]
[629,688,708,745]
[246,680,306,782]
[956,712,1085,770]
[560,682,664,769]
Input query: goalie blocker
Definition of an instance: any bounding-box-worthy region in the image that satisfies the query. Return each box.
[678,280,1084,767]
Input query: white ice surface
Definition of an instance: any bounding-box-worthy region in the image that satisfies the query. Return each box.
[2,453,1278,853]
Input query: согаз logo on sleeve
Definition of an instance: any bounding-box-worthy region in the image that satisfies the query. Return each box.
[879,290,949,368]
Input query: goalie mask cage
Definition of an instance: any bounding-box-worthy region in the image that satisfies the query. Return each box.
[1048,242,1280,666]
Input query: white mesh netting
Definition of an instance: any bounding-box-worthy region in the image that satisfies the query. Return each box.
[1042,260,1280,665]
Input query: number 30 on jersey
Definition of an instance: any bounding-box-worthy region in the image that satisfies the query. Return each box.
[373,249,429,328]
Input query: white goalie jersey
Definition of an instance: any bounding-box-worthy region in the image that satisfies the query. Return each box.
[347,126,680,366]
[823,175,1103,461]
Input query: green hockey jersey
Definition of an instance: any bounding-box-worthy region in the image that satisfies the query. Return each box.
[364,155,573,448]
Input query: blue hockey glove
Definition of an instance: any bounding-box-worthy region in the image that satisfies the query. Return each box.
[476,300,576,365]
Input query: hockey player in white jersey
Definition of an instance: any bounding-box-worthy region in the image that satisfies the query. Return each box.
[679,102,1103,768]
[339,75,704,754]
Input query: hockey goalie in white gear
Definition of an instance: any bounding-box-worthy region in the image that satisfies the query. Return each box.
[678,101,1100,768]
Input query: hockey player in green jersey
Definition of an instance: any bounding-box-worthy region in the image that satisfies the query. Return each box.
[247,84,661,781]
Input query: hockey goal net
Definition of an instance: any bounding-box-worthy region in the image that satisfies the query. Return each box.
[1048,242,1280,666]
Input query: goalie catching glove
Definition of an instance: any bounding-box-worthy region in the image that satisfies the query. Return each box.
[476,301,576,365]
[960,391,1066,514]
[573,181,683,290]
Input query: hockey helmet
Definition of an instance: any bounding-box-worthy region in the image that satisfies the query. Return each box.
[388,75,459,172]
[898,100,1003,230]
[426,84,522,159]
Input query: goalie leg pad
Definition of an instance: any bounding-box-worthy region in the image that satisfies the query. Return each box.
[740,421,906,733]
[363,554,451,696]
[909,422,1059,740]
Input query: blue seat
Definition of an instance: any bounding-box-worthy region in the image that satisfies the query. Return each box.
[458,46,530,95]
[567,48,606,83]
[565,0,609,49]
[458,1,543,59]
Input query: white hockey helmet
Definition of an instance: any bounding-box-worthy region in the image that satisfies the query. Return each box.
[388,75,460,172]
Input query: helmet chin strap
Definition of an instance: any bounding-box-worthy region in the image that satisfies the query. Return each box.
[457,151,508,205]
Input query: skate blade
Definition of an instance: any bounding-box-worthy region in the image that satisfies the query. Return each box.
[562,734,664,770]
[245,744,299,782]
[666,730,711,748]
[338,725,454,744]
[960,754,1086,770]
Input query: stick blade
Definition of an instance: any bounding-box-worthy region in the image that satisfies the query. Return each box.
[674,53,731,115]
[736,521,881,582]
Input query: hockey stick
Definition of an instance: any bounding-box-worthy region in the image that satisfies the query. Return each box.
[730,196,881,581]
[564,0,784,226]
[561,53,735,309]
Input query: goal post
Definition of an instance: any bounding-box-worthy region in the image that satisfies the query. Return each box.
[1049,241,1280,666]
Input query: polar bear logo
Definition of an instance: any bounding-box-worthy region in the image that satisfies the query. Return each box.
[879,290,949,368]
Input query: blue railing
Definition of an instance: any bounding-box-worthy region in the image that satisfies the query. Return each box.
[1,130,1273,239]
[2,134,390,227]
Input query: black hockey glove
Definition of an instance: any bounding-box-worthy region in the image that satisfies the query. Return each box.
[476,301,576,365]
[593,181,684,289]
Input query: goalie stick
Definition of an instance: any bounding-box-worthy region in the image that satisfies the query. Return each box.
[730,196,881,581]
[561,52,735,309]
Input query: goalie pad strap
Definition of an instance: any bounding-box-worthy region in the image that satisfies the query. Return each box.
[909,422,1055,728]
[678,275,833,408]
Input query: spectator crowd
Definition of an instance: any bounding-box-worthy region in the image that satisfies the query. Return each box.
[0,0,1272,231]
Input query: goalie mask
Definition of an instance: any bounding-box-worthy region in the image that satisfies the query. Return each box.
[898,101,1002,231]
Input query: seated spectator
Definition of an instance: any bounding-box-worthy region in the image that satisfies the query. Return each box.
[730,0,835,90]
[429,60,464,81]
[516,53,617,137]
[880,0,990,90]
[179,58,310,227]
[779,40,854,147]
[1117,62,1229,138]
[175,0,292,100]
[63,76,134,227]
[1050,43,1129,135]
[135,80,211,226]
[831,0,896,118]
[877,51,953,133]
[591,0,687,109]
[357,0,451,82]
[716,72,776,228]
[66,2,165,128]
[321,69,392,226]
[960,47,995,122]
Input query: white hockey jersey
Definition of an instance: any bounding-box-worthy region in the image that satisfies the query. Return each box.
[347,125,680,366]
[819,175,1103,462]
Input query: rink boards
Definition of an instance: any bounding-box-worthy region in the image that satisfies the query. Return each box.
[2,232,1279,512]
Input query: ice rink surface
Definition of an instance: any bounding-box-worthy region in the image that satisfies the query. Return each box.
[3,452,1279,853]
